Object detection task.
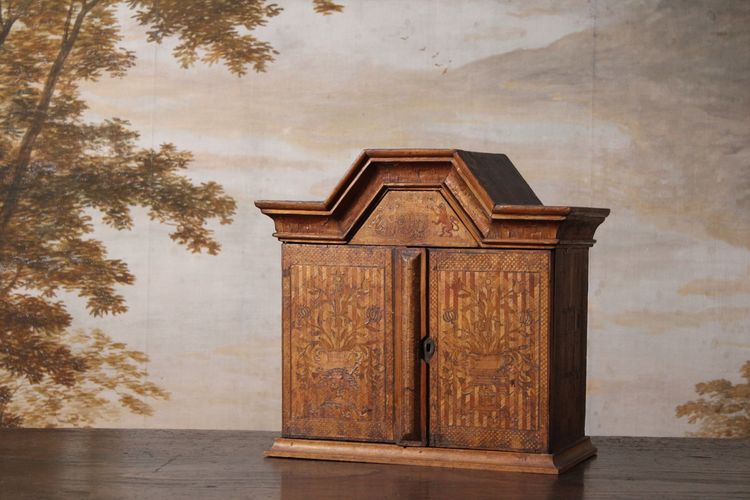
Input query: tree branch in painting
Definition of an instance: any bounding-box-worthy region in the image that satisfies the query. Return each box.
[0,329,169,427]
[676,360,750,438]
[0,0,342,427]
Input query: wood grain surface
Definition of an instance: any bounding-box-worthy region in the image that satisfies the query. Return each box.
[264,436,596,474]
[0,430,748,499]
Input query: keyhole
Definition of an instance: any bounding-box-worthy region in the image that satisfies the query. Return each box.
[422,337,436,363]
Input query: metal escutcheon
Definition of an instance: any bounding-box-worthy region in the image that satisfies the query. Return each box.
[422,337,436,364]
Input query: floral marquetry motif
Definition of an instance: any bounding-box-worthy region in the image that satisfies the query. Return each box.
[429,250,550,452]
[282,245,394,442]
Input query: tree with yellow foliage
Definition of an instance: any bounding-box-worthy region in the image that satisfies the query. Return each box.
[676,360,750,438]
[0,0,342,427]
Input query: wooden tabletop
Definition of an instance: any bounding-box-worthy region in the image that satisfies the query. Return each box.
[0,430,747,499]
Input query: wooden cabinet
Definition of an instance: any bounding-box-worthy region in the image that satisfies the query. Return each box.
[257,149,609,474]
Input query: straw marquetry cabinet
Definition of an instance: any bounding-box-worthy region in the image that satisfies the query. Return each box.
[256,149,608,474]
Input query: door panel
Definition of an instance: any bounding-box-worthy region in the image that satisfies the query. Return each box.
[282,244,394,441]
[429,249,550,452]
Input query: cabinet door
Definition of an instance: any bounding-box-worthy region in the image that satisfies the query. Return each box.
[428,249,550,452]
[282,244,394,442]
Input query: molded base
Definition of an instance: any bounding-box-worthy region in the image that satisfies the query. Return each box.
[265,436,596,475]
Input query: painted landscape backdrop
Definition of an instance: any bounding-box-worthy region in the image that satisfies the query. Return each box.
[0,0,748,437]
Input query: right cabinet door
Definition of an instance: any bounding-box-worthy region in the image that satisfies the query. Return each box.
[428,249,550,452]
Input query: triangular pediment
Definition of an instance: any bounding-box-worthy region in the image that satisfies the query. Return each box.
[256,149,609,247]
[350,190,478,247]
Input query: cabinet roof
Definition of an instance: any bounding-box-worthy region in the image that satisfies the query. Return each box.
[454,150,541,206]
[256,149,609,247]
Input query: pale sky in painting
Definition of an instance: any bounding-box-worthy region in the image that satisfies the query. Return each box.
[71,0,750,435]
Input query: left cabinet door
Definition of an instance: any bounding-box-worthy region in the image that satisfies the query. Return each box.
[282,244,395,442]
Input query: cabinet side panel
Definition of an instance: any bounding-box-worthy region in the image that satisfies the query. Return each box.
[549,247,589,452]
[429,249,550,452]
[282,244,394,442]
